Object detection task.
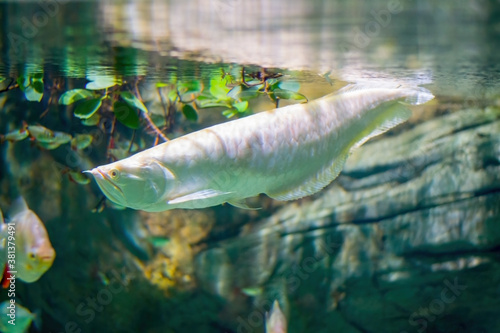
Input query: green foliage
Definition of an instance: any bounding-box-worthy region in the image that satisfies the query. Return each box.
[0,66,311,209]
[18,73,44,102]
[119,91,148,113]
[85,75,120,90]
[71,134,93,150]
[59,89,94,105]
[182,104,198,121]
[113,101,140,129]
[74,98,103,119]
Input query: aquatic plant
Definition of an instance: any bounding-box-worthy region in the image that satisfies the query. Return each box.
[0,66,308,208]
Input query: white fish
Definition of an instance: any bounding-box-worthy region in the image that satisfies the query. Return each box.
[266,300,287,333]
[0,300,40,333]
[0,198,56,283]
[88,84,434,212]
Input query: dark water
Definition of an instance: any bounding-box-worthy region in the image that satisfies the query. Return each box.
[0,1,499,333]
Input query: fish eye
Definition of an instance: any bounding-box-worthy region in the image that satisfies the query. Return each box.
[28,252,36,260]
[109,169,120,179]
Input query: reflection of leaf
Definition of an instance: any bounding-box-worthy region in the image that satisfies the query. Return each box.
[182,104,198,121]
[74,98,102,119]
[17,76,28,90]
[86,77,118,90]
[178,80,202,94]
[32,80,44,94]
[233,101,248,113]
[119,91,148,113]
[32,73,44,80]
[228,85,261,101]
[270,89,308,102]
[59,89,94,105]
[113,101,140,129]
[198,99,230,109]
[278,81,300,92]
[222,109,238,118]
[209,77,230,100]
[23,85,43,102]
[167,89,178,101]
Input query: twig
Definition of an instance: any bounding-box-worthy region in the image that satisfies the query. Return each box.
[134,80,169,142]
[0,79,18,93]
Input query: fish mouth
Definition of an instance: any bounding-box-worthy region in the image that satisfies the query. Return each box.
[88,168,126,205]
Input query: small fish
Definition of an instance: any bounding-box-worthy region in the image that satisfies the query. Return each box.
[0,197,56,283]
[266,300,287,333]
[0,301,40,333]
[87,83,434,212]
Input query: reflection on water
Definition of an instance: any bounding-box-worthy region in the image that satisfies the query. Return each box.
[1,0,499,98]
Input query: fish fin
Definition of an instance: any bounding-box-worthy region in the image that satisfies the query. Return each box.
[349,102,412,152]
[266,300,287,333]
[1,265,10,288]
[268,149,349,201]
[9,196,29,218]
[168,189,231,205]
[268,102,411,201]
[338,83,434,105]
[32,308,42,331]
[227,199,261,210]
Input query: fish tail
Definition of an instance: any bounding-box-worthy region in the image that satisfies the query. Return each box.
[33,308,43,331]
[400,86,435,105]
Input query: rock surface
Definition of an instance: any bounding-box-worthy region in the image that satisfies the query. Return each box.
[195,106,500,333]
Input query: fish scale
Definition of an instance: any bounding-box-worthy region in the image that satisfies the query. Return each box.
[88,83,434,212]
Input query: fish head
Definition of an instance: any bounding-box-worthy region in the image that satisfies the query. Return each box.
[88,159,174,210]
[20,242,56,283]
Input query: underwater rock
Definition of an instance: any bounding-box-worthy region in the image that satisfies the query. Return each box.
[194,106,500,332]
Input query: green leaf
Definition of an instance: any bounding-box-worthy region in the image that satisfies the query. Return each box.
[113,101,140,129]
[32,80,44,94]
[86,77,118,90]
[198,99,231,109]
[3,128,29,142]
[279,81,300,92]
[37,141,63,150]
[74,98,102,119]
[178,80,202,94]
[81,112,101,126]
[59,89,94,105]
[167,89,178,102]
[182,104,198,121]
[271,89,308,102]
[68,170,90,185]
[156,82,168,88]
[119,91,148,113]
[52,131,72,144]
[209,77,230,100]
[233,101,248,113]
[71,134,93,150]
[23,85,43,102]
[17,76,28,90]
[32,73,44,80]
[222,109,238,118]
[27,125,55,143]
